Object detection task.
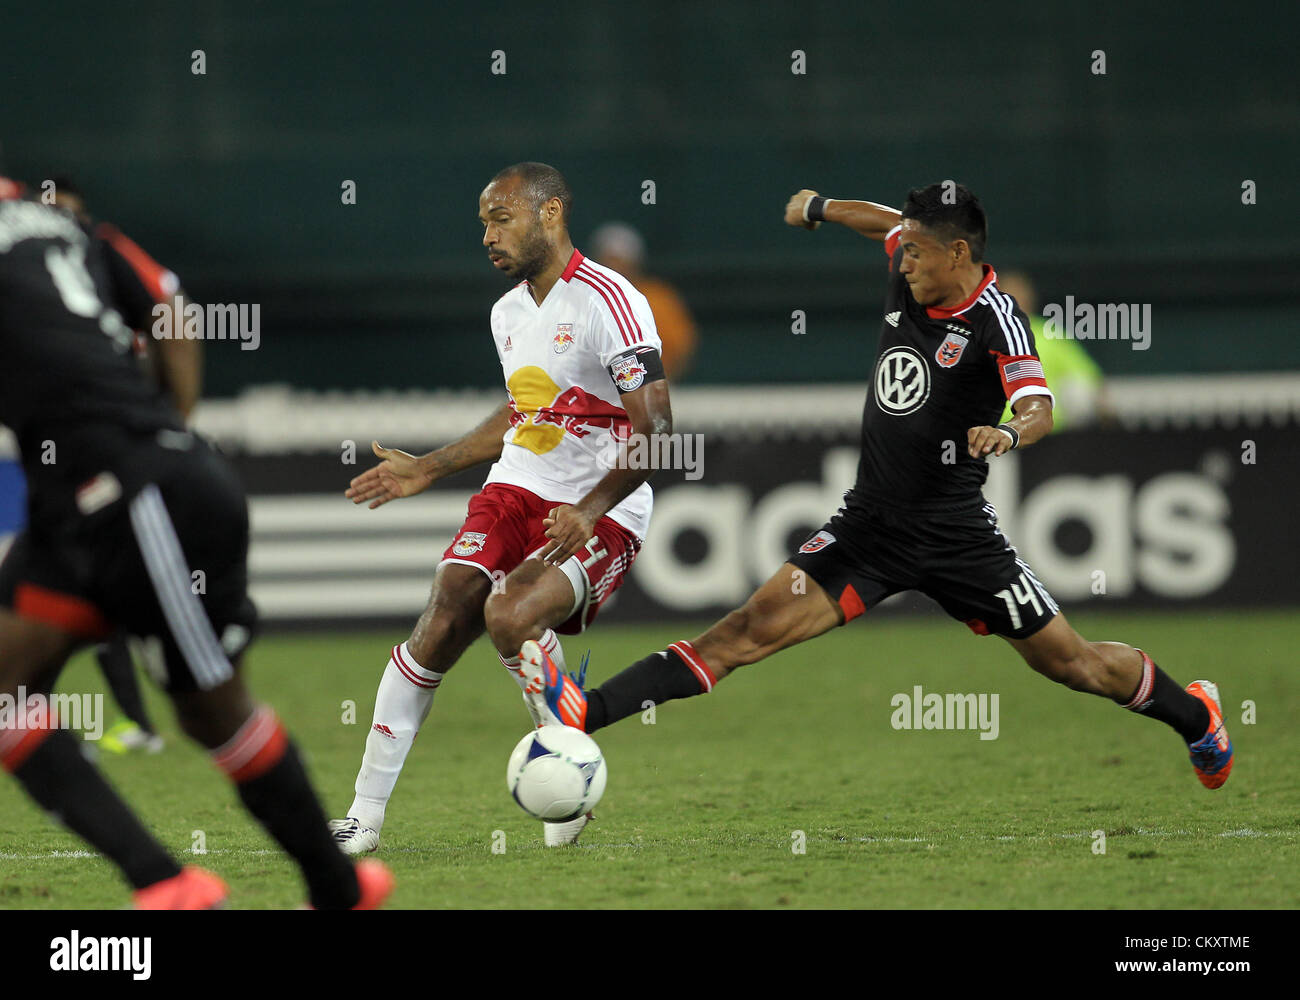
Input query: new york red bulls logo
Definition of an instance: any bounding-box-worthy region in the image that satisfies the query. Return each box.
[799,530,836,553]
[553,324,575,354]
[611,354,646,391]
[452,531,487,556]
[935,331,969,368]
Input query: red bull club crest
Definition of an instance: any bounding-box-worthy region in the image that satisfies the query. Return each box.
[553,324,575,353]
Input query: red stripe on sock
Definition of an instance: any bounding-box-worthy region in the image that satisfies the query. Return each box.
[0,722,56,773]
[213,708,289,783]
[393,644,440,689]
[1123,651,1156,709]
[668,641,716,693]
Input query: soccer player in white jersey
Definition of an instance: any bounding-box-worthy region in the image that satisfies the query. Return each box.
[329,163,672,852]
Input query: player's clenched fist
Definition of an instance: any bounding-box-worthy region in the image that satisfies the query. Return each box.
[966,425,1015,459]
[345,440,434,508]
[539,504,599,566]
[784,189,822,229]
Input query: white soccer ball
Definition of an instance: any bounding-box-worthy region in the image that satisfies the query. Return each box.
[506,726,607,822]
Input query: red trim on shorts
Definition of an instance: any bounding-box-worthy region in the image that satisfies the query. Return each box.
[14,583,112,639]
[964,618,991,636]
[838,584,866,622]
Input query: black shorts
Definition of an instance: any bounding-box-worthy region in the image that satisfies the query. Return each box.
[0,432,257,692]
[787,497,1058,639]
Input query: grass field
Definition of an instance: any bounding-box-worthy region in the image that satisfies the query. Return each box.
[1,609,1296,910]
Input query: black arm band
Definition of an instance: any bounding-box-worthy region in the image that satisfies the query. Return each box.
[806,195,829,223]
[608,347,665,394]
[996,423,1021,450]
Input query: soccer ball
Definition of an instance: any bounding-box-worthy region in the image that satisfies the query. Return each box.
[506,726,607,822]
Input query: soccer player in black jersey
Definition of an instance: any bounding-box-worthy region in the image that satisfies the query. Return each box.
[0,178,393,907]
[518,182,1234,794]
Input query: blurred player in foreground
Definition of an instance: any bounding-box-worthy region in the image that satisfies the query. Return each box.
[330,163,672,852]
[521,183,1233,796]
[0,178,393,908]
[51,176,199,754]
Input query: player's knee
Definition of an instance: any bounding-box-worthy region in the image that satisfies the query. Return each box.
[408,605,477,668]
[482,592,531,656]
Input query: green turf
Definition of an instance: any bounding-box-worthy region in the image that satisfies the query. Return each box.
[1,609,1296,909]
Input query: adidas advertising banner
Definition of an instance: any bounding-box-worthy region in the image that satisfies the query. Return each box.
[1,427,1294,625]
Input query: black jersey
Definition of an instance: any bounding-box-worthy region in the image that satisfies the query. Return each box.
[0,190,183,522]
[853,226,1053,512]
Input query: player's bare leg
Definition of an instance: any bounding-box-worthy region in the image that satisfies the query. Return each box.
[0,610,220,906]
[526,563,844,734]
[484,554,580,702]
[1006,613,1231,787]
[336,562,493,850]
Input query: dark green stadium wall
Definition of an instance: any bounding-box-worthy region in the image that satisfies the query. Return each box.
[3,2,1296,393]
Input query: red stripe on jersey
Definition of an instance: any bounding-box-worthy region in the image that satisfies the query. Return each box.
[560,248,585,282]
[95,223,175,304]
[575,265,643,346]
[925,264,996,320]
[990,351,1050,400]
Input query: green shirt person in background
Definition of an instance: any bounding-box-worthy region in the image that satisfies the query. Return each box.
[998,271,1114,431]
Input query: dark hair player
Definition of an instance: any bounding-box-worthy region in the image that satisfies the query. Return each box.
[519,182,1233,798]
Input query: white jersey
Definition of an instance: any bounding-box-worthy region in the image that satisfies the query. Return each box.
[482,249,661,540]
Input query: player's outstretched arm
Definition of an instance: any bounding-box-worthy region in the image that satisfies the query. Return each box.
[967,395,1054,459]
[346,402,514,508]
[783,189,901,240]
[539,380,672,565]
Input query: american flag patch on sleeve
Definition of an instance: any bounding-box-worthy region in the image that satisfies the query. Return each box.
[1001,358,1045,382]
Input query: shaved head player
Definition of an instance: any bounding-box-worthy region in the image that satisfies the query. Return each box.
[330,163,672,852]
[520,183,1234,800]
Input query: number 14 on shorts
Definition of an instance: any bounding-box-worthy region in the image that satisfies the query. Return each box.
[995,571,1044,631]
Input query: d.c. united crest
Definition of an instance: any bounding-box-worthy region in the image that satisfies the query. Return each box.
[935,331,968,368]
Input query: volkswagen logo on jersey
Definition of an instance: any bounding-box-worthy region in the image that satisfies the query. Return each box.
[452,531,488,556]
[874,346,930,415]
[553,324,575,353]
[935,331,969,368]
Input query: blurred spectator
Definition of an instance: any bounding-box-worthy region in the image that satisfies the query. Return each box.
[591,222,697,380]
[998,270,1115,430]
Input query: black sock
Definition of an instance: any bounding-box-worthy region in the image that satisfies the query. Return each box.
[587,645,711,733]
[8,728,179,889]
[1120,652,1210,743]
[232,741,360,909]
[97,637,155,734]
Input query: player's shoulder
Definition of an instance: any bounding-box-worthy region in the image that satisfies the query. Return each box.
[491,279,532,313]
[969,272,1034,351]
[566,253,651,313]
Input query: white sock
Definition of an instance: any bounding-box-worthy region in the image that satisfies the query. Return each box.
[499,628,568,690]
[348,642,443,831]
